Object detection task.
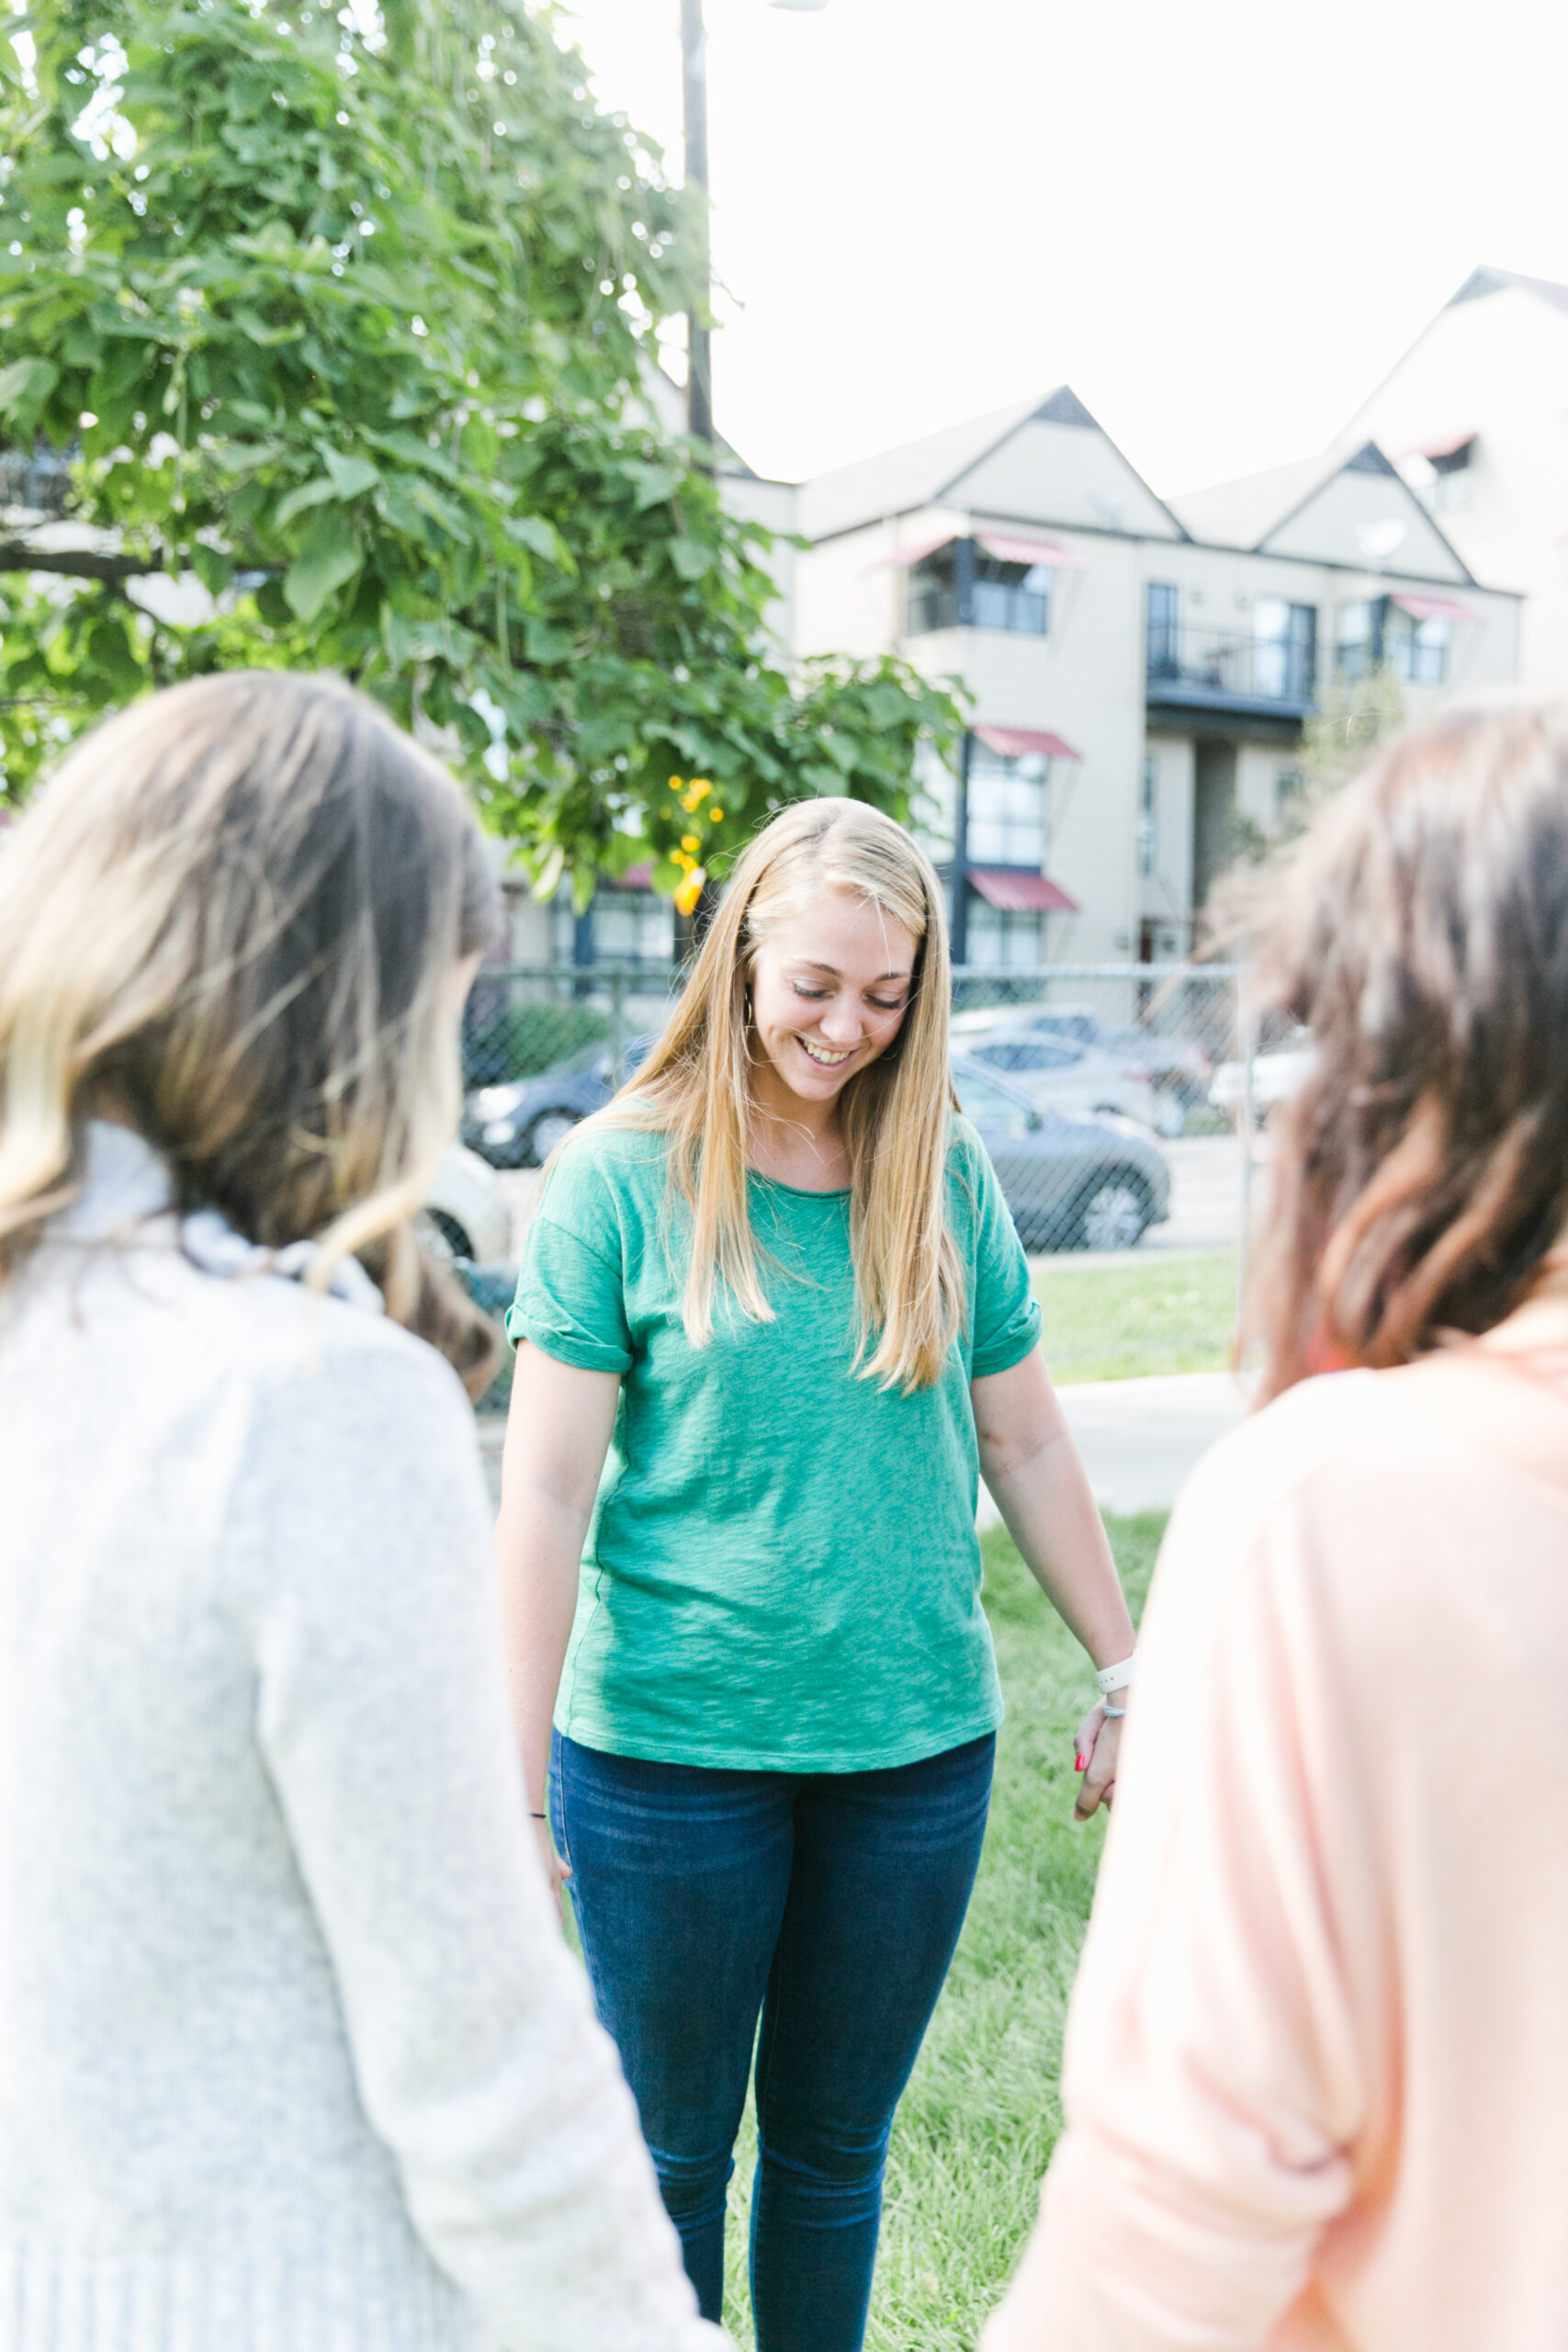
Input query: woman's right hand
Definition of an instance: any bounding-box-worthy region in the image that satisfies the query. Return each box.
[533,1814,571,1918]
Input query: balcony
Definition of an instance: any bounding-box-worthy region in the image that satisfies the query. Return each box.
[1145,625,1316,720]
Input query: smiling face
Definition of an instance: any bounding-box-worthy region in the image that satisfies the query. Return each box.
[747,887,918,1116]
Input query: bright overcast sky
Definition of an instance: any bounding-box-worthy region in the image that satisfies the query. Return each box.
[558,0,1566,496]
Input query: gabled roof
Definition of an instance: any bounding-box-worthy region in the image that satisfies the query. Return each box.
[1448,264,1568,316]
[1167,449,1337,551]
[798,385,1187,545]
[1168,439,1473,582]
[798,394,1045,542]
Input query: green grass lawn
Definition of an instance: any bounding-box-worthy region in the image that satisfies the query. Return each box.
[1032,1250,1236,1385]
[718,1512,1166,2349]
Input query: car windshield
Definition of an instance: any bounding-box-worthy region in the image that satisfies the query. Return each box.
[547,1039,613,1078]
[975,1038,1081,1072]
[952,1068,1034,1133]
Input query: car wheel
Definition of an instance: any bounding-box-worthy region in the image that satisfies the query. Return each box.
[525,1108,581,1165]
[418,1209,476,1263]
[1074,1172,1152,1252]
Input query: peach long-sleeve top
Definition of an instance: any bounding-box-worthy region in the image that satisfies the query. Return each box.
[984,1331,1568,2352]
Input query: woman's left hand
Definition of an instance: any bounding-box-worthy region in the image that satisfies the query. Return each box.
[1073,1702,1122,1822]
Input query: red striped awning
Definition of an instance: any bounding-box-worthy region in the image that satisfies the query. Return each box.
[1390,593,1476,625]
[974,724,1080,762]
[875,532,959,570]
[975,529,1087,572]
[967,866,1078,915]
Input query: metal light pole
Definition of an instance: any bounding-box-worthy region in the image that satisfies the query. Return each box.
[679,0,713,455]
[680,0,829,455]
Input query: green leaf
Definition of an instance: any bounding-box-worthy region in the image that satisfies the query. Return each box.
[275,477,342,529]
[505,513,562,562]
[321,448,380,500]
[0,357,59,424]
[283,513,361,623]
[668,536,713,582]
[190,544,235,598]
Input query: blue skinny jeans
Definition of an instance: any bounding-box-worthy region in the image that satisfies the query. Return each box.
[550,1726,994,2352]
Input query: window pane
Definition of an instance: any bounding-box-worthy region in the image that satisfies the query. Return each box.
[966,902,1044,970]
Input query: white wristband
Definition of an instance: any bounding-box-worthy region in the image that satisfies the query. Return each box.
[1095,1652,1136,1698]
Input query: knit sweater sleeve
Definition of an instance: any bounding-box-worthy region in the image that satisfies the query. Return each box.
[982,1398,1371,2352]
[234,1329,723,2352]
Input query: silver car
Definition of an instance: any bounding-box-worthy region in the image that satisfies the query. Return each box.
[957,1029,1164,1134]
[952,1056,1171,1251]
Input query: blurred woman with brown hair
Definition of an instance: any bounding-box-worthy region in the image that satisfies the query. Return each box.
[985,700,1568,2352]
[0,673,720,2352]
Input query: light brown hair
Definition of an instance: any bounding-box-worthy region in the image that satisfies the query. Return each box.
[1244,701,1568,1398]
[0,672,502,1391]
[576,797,964,1392]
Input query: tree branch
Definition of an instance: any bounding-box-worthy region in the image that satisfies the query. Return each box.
[0,541,167,582]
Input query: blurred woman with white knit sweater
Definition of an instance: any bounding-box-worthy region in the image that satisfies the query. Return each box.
[0,672,721,2352]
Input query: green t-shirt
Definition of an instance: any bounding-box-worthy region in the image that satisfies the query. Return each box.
[507,1119,1042,1771]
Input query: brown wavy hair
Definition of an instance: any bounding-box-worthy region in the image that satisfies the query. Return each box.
[1244,700,1568,1401]
[0,671,502,1394]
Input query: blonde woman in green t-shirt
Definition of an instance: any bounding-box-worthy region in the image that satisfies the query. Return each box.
[498,798,1136,2350]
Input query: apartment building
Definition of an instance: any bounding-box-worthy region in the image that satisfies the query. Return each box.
[791,389,1519,966]
[1330,265,1568,695]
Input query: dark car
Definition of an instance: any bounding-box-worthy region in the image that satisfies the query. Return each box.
[463,1034,654,1169]
[951,1054,1171,1251]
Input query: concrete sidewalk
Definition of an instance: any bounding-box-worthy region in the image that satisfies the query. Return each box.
[979,1370,1249,1525]
[481,1369,1249,1521]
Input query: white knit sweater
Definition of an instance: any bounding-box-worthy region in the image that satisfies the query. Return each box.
[0,1125,722,2352]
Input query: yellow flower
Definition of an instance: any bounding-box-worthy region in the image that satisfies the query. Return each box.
[681,777,713,812]
[681,833,701,854]
[669,775,684,791]
[674,868,705,915]
[672,849,694,872]
[709,807,724,822]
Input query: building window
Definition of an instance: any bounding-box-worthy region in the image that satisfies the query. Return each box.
[971,550,1050,635]
[907,538,1050,636]
[1146,582,1179,678]
[967,743,1047,867]
[553,888,675,965]
[907,544,959,635]
[966,900,1043,969]
[1387,606,1450,685]
[1431,435,1475,512]
[1276,767,1304,812]
[1139,752,1157,876]
[1252,599,1317,700]
[1335,599,1449,686]
[1336,600,1374,681]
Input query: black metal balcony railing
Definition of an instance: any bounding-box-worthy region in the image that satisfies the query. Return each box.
[1146,625,1316,713]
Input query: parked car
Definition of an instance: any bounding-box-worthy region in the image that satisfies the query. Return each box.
[952,1056,1171,1251]
[952,1001,1210,1133]
[1209,1034,1315,1118]
[416,1142,513,1265]
[463,1034,655,1169]
[956,1030,1167,1135]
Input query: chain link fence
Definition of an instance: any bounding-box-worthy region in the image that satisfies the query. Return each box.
[458,961,1276,1406]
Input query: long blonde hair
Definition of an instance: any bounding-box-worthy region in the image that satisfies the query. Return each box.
[0,671,501,1389]
[587,798,964,1392]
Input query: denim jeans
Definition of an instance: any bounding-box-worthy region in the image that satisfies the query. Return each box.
[550,1727,994,2352]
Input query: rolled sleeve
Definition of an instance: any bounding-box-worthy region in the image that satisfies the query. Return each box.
[959,1123,1043,1377]
[507,1146,636,1373]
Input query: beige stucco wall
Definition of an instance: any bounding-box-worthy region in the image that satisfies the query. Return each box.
[1338,287,1568,692]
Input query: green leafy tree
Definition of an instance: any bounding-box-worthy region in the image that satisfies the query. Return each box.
[0,0,960,902]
